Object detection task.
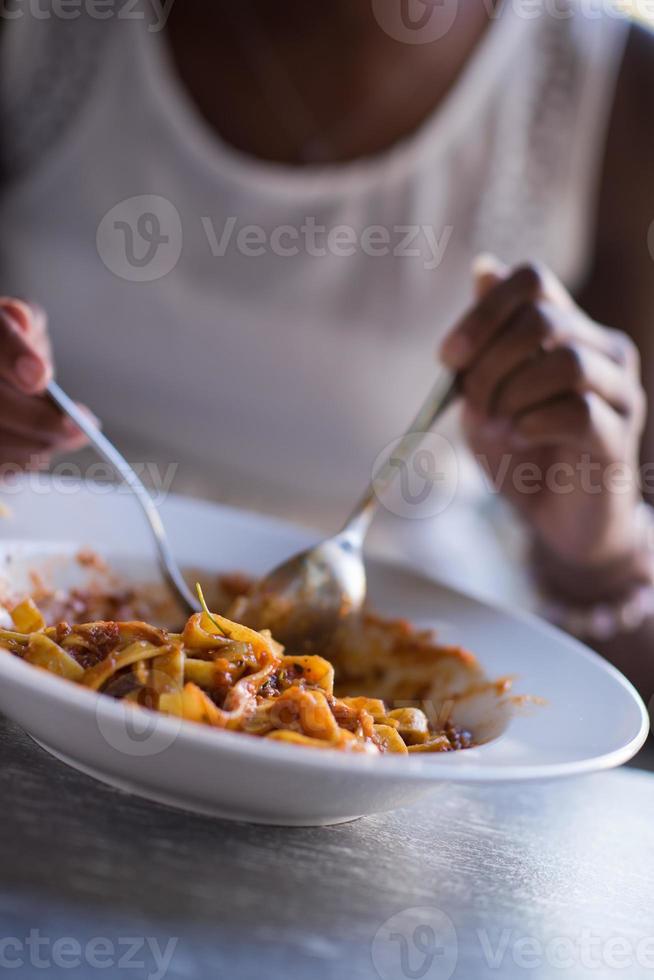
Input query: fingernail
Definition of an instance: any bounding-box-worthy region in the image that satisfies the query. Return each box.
[14,355,43,390]
[472,253,507,279]
[0,298,31,332]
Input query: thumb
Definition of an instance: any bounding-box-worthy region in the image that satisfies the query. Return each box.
[472,253,575,310]
[472,253,509,300]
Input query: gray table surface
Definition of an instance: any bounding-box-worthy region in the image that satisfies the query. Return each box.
[2,715,654,980]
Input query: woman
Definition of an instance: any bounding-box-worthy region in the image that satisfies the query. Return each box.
[0,1,653,697]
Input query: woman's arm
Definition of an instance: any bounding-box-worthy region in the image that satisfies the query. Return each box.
[578,22,654,467]
[440,22,654,702]
[550,21,654,703]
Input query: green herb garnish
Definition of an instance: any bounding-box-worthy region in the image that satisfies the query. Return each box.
[195,582,232,638]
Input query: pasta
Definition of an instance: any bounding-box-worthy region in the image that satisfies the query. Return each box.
[0,592,480,755]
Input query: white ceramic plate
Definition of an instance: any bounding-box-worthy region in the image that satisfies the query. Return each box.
[0,477,648,825]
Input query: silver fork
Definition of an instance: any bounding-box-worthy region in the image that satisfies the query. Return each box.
[47,381,200,616]
[240,367,458,645]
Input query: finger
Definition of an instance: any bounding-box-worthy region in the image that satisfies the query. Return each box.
[526,263,575,311]
[472,254,577,311]
[460,297,641,416]
[1,298,47,340]
[495,344,643,420]
[471,260,631,365]
[472,253,508,301]
[0,423,88,456]
[0,383,96,451]
[510,392,624,456]
[0,425,59,453]
[16,300,53,362]
[461,301,563,416]
[440,263,544,369]
[0,383,89,446]
[0,298,52,394]
[0,383,70,443]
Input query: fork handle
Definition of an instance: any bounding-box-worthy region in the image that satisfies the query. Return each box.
[340,367,458,545]
[47,381,199,614]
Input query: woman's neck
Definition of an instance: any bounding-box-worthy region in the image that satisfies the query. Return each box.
[164,0,495,165]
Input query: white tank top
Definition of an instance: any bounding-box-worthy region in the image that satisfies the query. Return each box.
[0,4,629,601]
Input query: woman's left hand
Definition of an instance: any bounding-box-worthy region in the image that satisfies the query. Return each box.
[440,257,647,573]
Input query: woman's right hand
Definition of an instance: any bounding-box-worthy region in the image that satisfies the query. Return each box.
[0,298,93,469]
